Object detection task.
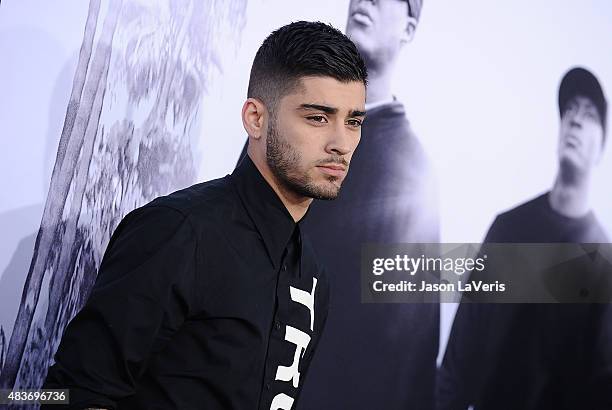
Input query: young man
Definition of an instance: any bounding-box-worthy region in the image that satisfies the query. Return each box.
[438,67,611,410]
[43,21,367,410]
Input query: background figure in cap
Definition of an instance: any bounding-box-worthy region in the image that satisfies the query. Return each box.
[438,67,611,409]
[297,0,440,409]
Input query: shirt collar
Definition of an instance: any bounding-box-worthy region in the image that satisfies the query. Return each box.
[364,95,396,111]
[230,154,298,270]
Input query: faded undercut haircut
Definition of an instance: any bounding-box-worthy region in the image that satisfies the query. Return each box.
[247,21,367,115]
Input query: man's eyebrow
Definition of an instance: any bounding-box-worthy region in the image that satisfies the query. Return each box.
[298,104,338,114]
[298,104,366,117]
[583,100,596,110]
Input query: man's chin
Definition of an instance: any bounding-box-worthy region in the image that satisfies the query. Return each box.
[282,178,340,201]
[346,25,371,52]
[309,186,341,201]
[559,155,586,183]
[559,153,582,170]
[313,192,339,201]
[308,181,342,201]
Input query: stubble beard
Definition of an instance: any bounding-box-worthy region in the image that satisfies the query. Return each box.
[266,117,342,201]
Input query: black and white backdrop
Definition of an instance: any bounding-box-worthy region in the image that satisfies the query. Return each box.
[0,0,611,408]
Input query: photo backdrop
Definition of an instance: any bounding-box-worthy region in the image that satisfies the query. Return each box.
[1,0,611,400]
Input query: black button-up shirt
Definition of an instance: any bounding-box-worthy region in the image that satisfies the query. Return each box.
[43,155,329,410]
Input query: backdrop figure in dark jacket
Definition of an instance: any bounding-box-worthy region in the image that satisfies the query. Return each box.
[438,67,612,410]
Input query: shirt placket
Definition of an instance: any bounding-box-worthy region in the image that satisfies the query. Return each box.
[258,232,300,409]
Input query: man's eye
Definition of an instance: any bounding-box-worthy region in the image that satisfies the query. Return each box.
[347,119,363,128]
[565,103,578,114]
[307,115,327,123]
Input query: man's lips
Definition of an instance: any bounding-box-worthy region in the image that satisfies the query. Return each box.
[317,164,347,178]
[565,134,581,149]
[351,10,373,26]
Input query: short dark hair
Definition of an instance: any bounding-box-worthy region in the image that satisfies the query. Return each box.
[247,21,367,113]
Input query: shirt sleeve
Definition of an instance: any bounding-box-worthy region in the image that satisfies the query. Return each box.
[437,300,489,410]
[43,205,200,409]
[589,304,612,409]
[482,215,506,243]
[437,223,501,410]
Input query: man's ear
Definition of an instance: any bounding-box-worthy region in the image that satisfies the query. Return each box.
[242,97,267,141]
[399,16,417,45]
[596,133,606,165]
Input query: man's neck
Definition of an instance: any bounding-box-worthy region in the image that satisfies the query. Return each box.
[248,152,312,222]
[549,173,591,218]
[365,64,394,105]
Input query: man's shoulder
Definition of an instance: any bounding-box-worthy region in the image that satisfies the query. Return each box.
[484,193,549,242]
[147,176,234,216]
[360,101,431,174]
[122,176,237,234]
[495,193,549,223]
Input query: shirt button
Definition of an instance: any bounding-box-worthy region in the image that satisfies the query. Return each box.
[275,321,282,330]
[265,382,271,390]
[282,265,287,271]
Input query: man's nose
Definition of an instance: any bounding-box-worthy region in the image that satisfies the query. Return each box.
[326,127,354,157]
[569,115,583,129]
